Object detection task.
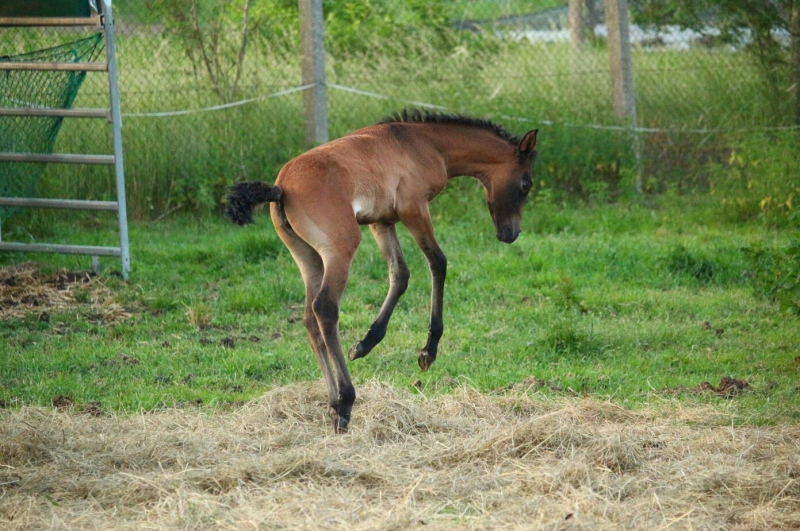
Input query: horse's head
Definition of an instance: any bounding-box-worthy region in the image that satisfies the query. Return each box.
[486,129,538,244]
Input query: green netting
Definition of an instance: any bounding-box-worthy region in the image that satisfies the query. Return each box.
[0,33,103,223]
[0,0,93,18]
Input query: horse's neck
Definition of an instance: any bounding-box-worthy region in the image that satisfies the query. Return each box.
[428,127,513,182]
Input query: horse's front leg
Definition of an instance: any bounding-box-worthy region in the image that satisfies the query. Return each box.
[403,209,447,371]
[349,223,410,361]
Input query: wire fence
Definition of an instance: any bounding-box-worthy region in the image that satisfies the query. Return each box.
[1,0,798,219]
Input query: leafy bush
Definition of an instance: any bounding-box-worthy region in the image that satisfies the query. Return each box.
[149,0,481,97]
[710,131,799,228]
[631,0,800,126]
[666,245,714,283]
[744,240,800,315]
[323,0,460,58]
[536,127,633,205]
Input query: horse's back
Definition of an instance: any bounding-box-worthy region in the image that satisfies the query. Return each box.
[278,124,444,195]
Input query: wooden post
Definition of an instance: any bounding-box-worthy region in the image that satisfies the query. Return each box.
[604,0,642,193]
[791,2,800,125]
[569,0,590,49]
[569,0,593,90]
[604,0,636,119]
[298,0,328,145]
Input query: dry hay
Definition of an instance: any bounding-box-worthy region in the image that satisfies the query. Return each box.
[1,382,798,530]
[0,262,132,323]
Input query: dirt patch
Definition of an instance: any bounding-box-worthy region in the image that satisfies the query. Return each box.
[702,376,751,397]
[666,376,752,398]
[50,395,73,410]
[1,381,798,530]
[0,262,133,323]
[494,375,569,394]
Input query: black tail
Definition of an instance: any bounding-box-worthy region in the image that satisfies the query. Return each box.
[225,181,283,226]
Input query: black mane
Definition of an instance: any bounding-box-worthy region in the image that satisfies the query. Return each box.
[379,108,520,145]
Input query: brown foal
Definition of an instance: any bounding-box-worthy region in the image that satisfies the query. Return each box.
[227,109,538,433]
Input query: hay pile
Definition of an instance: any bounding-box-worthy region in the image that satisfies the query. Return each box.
[1,382,798,530]
[0,262,132,322]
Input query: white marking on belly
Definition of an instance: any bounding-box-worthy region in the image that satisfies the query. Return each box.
[352,196,373,219]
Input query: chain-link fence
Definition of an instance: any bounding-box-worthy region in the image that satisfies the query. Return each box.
[2,0,798,221]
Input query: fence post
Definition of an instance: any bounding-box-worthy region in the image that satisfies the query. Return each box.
[569,0,591,49]
[791,3,800,125]
[298,0,328,145]
[604,0,642,193]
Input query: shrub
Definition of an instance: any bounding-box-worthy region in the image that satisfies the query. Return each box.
[744,240,800,315]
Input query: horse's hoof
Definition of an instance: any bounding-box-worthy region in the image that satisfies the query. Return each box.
[418,350,435,371]
[330,405,350,434]
[348,342,366,361]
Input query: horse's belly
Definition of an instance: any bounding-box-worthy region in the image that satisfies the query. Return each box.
[352,196,397,225]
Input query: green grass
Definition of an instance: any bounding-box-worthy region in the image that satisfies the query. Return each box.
[1,194,798,424]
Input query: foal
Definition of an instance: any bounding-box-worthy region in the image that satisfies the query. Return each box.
[227,109,538,432]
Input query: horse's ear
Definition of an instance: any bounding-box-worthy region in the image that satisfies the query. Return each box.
[518,129,538,155]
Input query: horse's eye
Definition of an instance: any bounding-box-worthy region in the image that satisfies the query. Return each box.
[521,179,532,194]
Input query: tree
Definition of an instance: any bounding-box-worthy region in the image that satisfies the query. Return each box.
[149,0,253,102]
[631,0,800,124]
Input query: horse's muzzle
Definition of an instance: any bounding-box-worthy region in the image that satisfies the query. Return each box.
[496,226,520,244]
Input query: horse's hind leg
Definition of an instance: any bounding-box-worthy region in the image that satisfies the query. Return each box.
[313,242,360,433]
[270,207,339,427]
[282,200,363,432]
[349,223,410,361]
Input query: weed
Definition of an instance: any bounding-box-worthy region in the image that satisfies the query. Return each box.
[186,302,213,329]
[744,240,800,315]
[537,317,599,358]
[552,275,587,312]
[666,244,714,283]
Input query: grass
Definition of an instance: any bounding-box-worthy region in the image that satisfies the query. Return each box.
[1,194,798,424]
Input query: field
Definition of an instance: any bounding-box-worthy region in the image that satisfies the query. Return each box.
[1,195,799,529]
[2,3,799,525]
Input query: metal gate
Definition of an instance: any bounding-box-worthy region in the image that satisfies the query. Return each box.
[0,0,130,279]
